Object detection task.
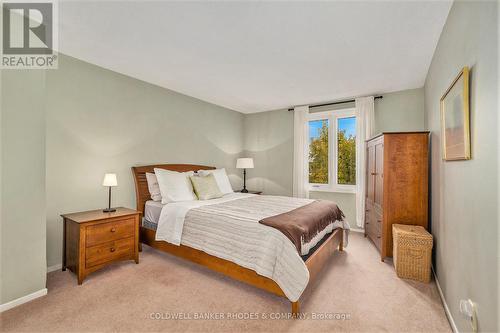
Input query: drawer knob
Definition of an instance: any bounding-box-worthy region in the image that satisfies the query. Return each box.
[110,227,116,232]
[110,247,115,252]
[377,236,381,239]
[377,220,382,223]
[365,222,369,225]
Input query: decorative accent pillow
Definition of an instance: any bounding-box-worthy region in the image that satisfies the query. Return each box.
[154,168,197,204]
[189,174,223,200]
[197,168,233,195]
[145,172,162,202]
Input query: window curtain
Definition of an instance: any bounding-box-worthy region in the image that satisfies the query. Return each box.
[292,105,310,198]
[355,96,375,228]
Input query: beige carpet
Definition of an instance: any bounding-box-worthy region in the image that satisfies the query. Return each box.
[1,233,451,332]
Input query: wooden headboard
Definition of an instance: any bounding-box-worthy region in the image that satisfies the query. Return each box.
[131,164,215,215]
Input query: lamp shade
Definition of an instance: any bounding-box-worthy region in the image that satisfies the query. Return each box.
[102,173,118,187]
[236,158,254,169]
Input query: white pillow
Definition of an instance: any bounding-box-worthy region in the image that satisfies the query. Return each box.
[197,168,234,195]
[154,168,197,204]
[145,172,162,202]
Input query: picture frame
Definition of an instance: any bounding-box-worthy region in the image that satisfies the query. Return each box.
[440,66,470,161]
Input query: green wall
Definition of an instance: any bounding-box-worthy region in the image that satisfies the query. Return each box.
[374,88,424,134]
[243,88,425,228]
[243,109,293,196]
[424,1,498,331]
[44,55,244,268]
[1,70,47,304]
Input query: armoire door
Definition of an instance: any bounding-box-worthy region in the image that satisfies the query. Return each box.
[365,144,376,238]
[374,142,384,210]
[373,141,384,254]
[366,145,375,204]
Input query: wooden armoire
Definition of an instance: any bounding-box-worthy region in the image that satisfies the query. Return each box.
[364,132,429,261]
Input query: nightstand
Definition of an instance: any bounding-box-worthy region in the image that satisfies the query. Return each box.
[240,190,262,195]
[61,207,140,284]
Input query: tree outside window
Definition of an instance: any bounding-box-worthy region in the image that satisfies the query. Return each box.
[309,119,329,184]
[337,117,356,185]
[307,111,356,191]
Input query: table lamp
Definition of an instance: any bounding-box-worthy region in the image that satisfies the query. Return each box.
[102,173,117,212]
[236,158,254,193]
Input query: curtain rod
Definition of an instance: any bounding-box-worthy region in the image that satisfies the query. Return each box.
[287,95,383,111]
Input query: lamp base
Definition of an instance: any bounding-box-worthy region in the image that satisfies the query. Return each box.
[241,189,249,193]
[103,208,116,213]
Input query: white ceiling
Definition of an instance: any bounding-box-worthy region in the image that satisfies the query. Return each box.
[58,1,452,113]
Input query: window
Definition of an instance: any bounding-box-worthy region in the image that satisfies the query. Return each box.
[308,119,329,184]
[337,117,356,185]
[307,108,357,193]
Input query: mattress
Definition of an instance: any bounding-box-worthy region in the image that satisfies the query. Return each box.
[142,199,339,258]
[144,200,163,224]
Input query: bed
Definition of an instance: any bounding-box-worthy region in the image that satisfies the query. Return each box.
[132,164,346,315]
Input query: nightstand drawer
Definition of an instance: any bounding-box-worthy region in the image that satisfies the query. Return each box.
[86,237,135,268]
[86,218,135,247]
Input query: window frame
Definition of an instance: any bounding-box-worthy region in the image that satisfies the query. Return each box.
[306,107,357,194]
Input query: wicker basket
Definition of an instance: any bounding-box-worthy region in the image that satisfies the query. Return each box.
[392,224,433,283]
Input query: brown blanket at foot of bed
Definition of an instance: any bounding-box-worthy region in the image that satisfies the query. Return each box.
[259,200,344,253]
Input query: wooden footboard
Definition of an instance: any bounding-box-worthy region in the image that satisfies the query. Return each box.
[305,227,343,283]
[141,226,343,315]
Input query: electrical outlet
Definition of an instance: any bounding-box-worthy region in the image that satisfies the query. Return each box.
[459,299,478,332]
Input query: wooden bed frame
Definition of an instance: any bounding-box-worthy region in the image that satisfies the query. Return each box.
[132,164,343,315]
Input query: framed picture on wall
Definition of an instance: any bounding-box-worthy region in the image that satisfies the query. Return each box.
[440,66,470,161]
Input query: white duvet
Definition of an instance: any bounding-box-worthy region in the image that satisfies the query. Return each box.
[155,193,349,301]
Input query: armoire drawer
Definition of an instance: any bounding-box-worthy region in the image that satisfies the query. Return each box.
[374,213,383,227]
[365,212,381,230]
[365,200,374,214]
[369,232,382,251]
[367,220,381,237]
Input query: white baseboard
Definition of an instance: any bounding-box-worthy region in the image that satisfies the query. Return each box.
[0,263,62,312]
[0,288,47,313]
[433,267,458,333]
[350,227,365,233]
[47,263,62,273]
